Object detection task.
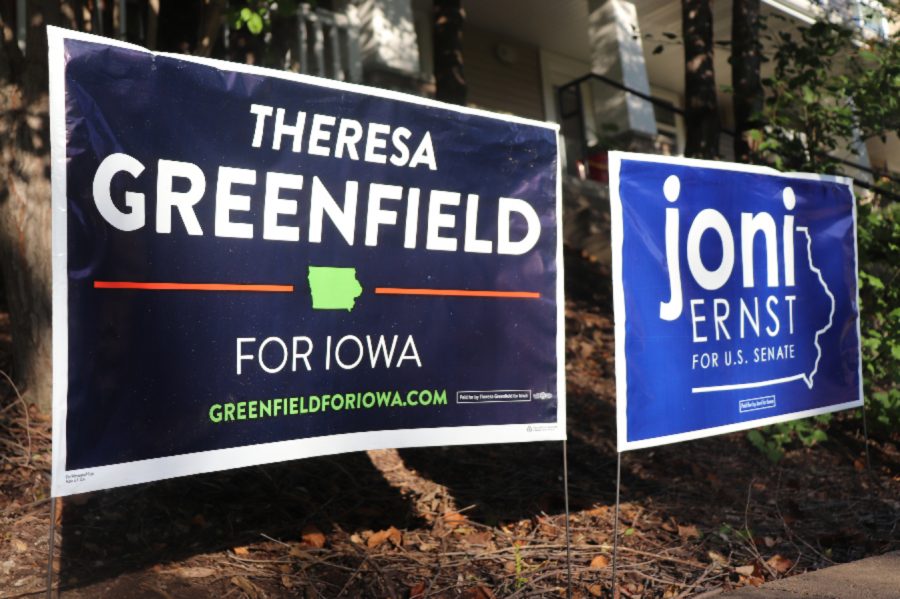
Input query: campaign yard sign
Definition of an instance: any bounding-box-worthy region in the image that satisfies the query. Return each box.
[609,152,862,451]
[49,28,564,496]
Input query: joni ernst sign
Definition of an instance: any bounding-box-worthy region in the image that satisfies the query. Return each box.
[610,153,862,451]
[49,28,564,496]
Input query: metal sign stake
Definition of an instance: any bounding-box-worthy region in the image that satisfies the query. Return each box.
[861,403,872,472]
[611,453,622,598]
[563,440,573,599]
[46,496,57,599]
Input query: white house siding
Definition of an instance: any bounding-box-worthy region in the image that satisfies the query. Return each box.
[867,134,900,175]
[464,25,545,121]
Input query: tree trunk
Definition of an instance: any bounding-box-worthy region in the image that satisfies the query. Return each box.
[147,0,160,50]
[0,0,61,413]
[0,1,226,413]
[433,0,466,105]
[195,0,225,57]
[732,0,763,163]
[682,0,719,159]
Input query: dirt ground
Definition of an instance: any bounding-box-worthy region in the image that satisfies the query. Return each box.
[1,251,898,598]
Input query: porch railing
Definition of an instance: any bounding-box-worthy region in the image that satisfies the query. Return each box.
[296,4,362,83]
[555,72,896,199]
[556,73,689,183]
[12,0,362,84]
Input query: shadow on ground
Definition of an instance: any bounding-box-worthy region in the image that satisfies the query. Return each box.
[58,452,423,590]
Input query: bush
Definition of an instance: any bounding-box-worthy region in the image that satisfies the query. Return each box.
[745,18,900,458]
[857,193,900,433]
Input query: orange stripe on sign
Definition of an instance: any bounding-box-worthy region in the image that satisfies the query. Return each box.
[375,287,540,299]
[94,281,294,293]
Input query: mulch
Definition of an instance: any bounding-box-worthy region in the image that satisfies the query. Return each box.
[0,252,897,598]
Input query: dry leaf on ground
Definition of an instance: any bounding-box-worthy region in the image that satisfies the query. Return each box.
[300,524,326,548]
[734,565,755,576]
[589,555,610,569]
[586,505,609,518]
[461,531,493,546]
[367,526,402,548]
[409,581,427,598]
[678,524,701,539]
[175,566,217,579]
[767,554,794,574]
[443,512,468,529]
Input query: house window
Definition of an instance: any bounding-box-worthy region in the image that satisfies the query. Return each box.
[650,87,684,156]
[854,0,888,38]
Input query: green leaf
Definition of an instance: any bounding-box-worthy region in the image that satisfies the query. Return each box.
[859,50,878,63]
[247,13,264,34]
[747,429,765,450]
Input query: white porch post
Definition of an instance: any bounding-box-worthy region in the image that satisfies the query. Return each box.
[586,0,658,147]
[357,0,421,86]
[16,0,26,53]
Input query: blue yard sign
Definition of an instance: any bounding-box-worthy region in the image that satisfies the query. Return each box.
[609,152,862,451]
[49,28,564,496]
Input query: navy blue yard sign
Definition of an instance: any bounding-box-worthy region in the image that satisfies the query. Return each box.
[49,28,564,496]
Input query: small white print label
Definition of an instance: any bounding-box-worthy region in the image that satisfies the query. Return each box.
[65,471,95,484]
[457,390,532,403]
[739,395,777,413]
[526,424,558,433]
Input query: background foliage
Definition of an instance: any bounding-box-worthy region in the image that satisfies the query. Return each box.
[747,13,900,459]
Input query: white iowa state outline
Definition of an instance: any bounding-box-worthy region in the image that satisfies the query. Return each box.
[691,225,835,393]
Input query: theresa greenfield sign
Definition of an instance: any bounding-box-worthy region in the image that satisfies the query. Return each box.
[610,153,862,451]
[49,28,564,496]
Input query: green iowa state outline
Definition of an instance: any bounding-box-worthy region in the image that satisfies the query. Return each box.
[307,266,363,311]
